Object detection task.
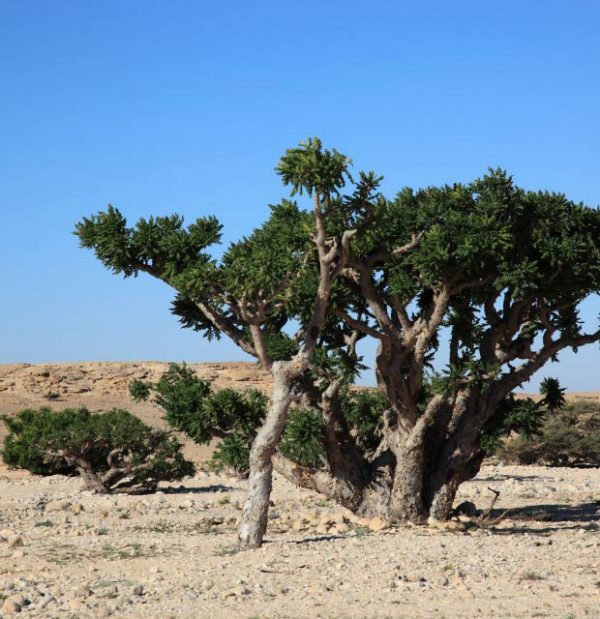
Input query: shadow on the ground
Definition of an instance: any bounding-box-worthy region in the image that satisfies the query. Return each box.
[293,534,345,544]
[484,501,600,535]
[475,473,555,482]
[289,503,600,542]
[509,501,600,523]
[160,484,237,494]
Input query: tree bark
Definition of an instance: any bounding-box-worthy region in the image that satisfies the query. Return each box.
[428,477,460,521]
[80,470,110,494]
[239,365,293,548]
[388,445,427,523]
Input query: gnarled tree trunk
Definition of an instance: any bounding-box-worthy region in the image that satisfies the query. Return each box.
[239,365,293,548]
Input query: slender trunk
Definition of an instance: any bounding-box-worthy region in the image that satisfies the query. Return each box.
[320,383,370,511]
[239,367,293,548]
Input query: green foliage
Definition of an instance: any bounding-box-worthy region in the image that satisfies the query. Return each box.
[1,408,194,492]
[479,379,565,454]
[279,408,324,468]
[276,137,352,197]
[539,377,566,412]
[342,389,388,454]
[499,400,600,467]
[210,433,254,477]
[133,364,391,475]
[2,409,78,475]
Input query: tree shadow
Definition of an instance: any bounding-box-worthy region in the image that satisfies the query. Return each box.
[160,484,236,494]
[475,473,555,482]
[509,501,600,523]
[485,501,600,535]
[293,534,345,544]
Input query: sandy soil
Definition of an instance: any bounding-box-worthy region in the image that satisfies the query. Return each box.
[0,363,599,618]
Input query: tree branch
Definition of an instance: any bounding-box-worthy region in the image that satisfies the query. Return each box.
[334,308,383,339]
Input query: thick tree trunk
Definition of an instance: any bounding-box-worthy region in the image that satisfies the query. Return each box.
[428,478,459,521]
[388,447,427,523]
[251,381,490,531]
[239,366,293,548]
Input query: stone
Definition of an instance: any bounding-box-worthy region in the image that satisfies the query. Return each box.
[1,599,21,614]
[368,516,388,532]
[329,523,349,535]
[45,499,72,513]
[428,517,467,531]
[434,575,450,587]
[7,535,23,548]
[74,585,93,598]
[70,503,85,515]
[225,586,250,597]
[40,595,57,609]
[6,595,27,608]
[132,584,144,596]
[68,598,84,610]
[292,519,308,531]
[453,501,479,517]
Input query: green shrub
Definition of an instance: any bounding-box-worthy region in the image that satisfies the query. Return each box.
[131,364,267,476]
[499,400,600,467]
[1,408,194,493]
[342,389,388,455]
[480,378,566,454]
[279,408,325,468]
[130,363,393,476]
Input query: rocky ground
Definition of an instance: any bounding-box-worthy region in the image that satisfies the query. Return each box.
[0,363,599,618]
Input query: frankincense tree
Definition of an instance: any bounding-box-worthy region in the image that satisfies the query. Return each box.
[76,139,600,546]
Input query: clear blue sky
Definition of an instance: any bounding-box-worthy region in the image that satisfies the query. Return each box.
[1,1,598,391]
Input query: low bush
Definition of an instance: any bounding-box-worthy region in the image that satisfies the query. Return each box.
[499,400,600,467]
[1,407,195,493]
[130,364,388,476]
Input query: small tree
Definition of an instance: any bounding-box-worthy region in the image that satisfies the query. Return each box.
[2,408,194,493]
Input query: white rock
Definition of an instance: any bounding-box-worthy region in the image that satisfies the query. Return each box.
[45,499,72,513]
[7,535,23,548]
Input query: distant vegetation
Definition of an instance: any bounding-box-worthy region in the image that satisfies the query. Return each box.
[499,399,600,467]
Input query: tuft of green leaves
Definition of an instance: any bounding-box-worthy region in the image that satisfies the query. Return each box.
[276,137,352,197]
[279,408,325,468]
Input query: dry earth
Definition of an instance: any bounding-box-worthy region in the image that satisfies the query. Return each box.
[0,363,599,619]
